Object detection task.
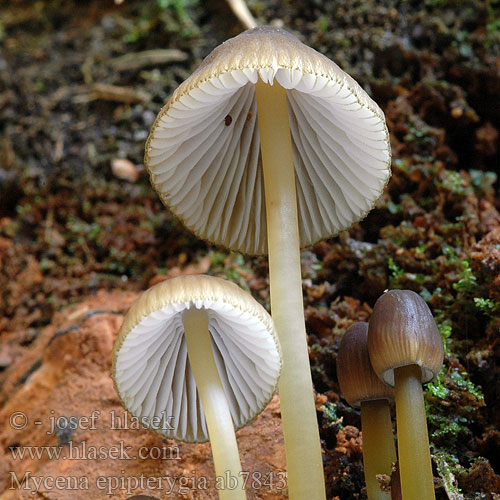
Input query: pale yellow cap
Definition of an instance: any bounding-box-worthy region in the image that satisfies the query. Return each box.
[145,26,391,255]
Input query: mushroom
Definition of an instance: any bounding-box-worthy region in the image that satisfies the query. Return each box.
[145,26,391,499]
[112,274,282,499]
[367,290,444,500]
[336,322,396,500]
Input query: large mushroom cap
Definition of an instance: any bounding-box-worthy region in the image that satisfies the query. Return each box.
[145,26,391,255]
[367,289,444,386]
[112,274,281,442]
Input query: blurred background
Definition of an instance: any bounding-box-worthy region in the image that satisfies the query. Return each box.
[1,0,500,498]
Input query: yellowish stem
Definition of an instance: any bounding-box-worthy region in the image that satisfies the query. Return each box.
[361,399,397,500]
[183,308,246,500]
[394,364,436,500]
[255,79,326,500]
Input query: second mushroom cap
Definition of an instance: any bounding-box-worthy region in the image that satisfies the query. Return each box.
[337,322,394,407]
[112,274,282,442]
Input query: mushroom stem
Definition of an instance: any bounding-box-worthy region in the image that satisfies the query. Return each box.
[394,364,435,500]
[255,79,326,500]
[360,399,396,500]
[183,308,246,500]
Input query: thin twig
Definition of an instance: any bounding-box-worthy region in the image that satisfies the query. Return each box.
[225,0,258,30]
[74,83,151,104]
[110,49,188,72]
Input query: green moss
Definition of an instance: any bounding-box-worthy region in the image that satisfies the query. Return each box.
[485,0,500,48]
[420,277,486,461]
[315,14,329,33]
[208,250,228,269]
[429,412,471,444]
[453,260,478,295]
[387,256,405,285]
[433,449,464,497]
[469,170,497,191]
[321,402,344,429]
[473,297,499,317]
[208,250,253,291]
[122,0,200,42]
[436,315,453,356]
[415,242,428,254]
[426,368,450,399]
[450,369,484,402]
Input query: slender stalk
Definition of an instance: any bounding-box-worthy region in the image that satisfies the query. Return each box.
[255,79,326,500]
[394,364,436,500]
[361,399,396,500]
[183,308,246,500]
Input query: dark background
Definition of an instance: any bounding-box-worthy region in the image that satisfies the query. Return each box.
[1,1,500,498]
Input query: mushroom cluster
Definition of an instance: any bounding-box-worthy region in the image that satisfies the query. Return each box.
[113,274,282,499]
[337,290,444,500]
[145,25,391,500]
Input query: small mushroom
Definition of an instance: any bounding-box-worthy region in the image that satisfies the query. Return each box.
[368,290,444,500]
[112,275,282,499]
[145,26,391,500]
[337,322,396,500]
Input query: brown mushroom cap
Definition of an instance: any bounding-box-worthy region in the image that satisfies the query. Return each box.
[145,26,391,255]
[337,322,394,407]
[367,290,444,386]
